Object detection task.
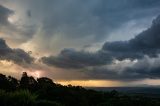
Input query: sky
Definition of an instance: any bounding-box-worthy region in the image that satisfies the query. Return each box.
[0,0,160,87]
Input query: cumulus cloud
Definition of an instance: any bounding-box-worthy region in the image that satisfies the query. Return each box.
[0,38,34,66]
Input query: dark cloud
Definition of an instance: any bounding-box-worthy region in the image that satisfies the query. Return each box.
[1,0,160,44]
[41,15,160,69]
[86,57,160,81]
[41,49,111,69]
[9,0,160,54]
[1,0,160,81]
[0,38,34,66]
[103,15,160,60]
[39,0,160,40]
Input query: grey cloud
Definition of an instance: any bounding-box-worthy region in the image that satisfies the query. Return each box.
[40,0,160,40]
[0,38,34,66]
[87,57,160,80]
[2,0,160,81]
[41,14,160,80]
[103,15,160,60]
[41,14,160,73]
[41,48,111,69]
[8,0,160,53]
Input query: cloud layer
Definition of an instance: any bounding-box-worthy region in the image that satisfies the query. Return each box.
[41,48,111,68]
[1,1,160,81]
[103,15,160,60]
[41,15,160,80]
[2,0,160,54]
[42,15,160,67]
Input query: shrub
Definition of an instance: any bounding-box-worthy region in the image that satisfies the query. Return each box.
[0,90,37,106]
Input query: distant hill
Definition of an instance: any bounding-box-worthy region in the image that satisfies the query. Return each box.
[87,87,160,97]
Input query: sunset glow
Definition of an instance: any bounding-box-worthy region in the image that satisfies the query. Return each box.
[57,80,124,87]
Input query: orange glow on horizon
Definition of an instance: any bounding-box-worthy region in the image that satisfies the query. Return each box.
[57,80,124,87]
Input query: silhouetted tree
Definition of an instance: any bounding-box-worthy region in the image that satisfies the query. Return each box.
[20,72,30,89]
[20,72,37,91]
[37,77,54,85]
[7,76,18,91]
[0,74,10,90]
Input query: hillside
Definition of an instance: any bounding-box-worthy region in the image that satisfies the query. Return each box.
[0,72,160,106]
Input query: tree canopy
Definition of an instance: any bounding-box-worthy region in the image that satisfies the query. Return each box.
[0,72,160,106]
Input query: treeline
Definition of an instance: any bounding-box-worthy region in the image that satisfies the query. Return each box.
[0,72,160,106]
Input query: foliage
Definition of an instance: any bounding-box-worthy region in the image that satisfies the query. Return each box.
[0,72,160,106]
[0,90,36,106]
[8,90,37,106]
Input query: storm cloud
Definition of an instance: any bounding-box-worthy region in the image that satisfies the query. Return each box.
[1,0,160,82]
[103,15,160,60]
[85,56,160,81]
[3,0,159,54]
[0,38,34,66]
[42,15,160,68]
[41,48,111,69]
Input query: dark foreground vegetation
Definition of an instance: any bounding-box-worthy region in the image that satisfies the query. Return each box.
[0,72,160,106]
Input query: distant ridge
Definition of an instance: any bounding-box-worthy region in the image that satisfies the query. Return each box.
[86,87,160,95]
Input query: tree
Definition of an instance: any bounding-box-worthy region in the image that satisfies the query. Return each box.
[20,72,29,89]
[20,72,37,91]
[7,76,18,91]
[0,74,10,90]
